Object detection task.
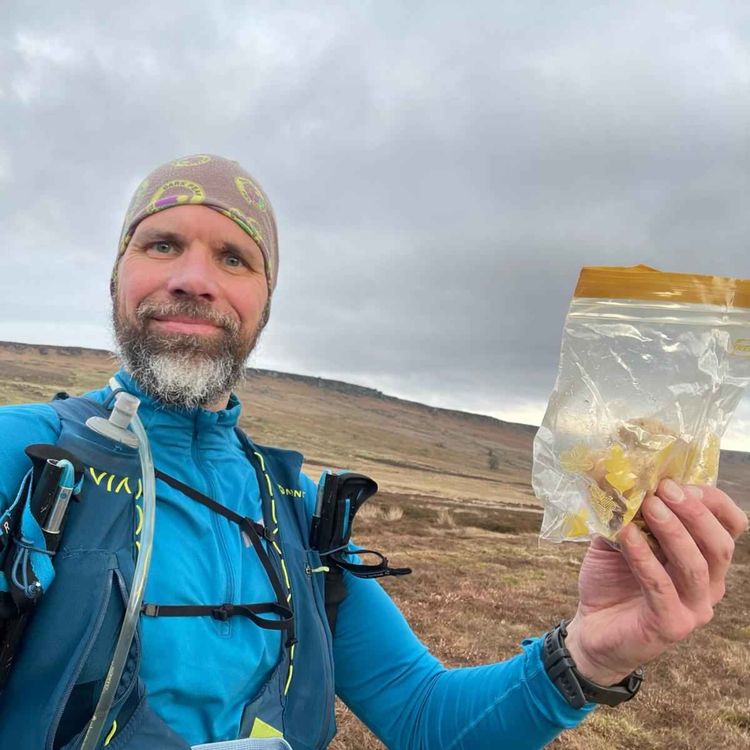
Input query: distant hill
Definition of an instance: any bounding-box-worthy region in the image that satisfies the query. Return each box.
[0,340,747,511]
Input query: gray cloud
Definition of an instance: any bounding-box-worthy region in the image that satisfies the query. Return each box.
[1,1,750,447]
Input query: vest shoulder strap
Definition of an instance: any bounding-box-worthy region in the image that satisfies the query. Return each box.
[48,392,108,422]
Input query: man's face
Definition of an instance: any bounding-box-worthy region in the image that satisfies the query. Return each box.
[112,204,270,409]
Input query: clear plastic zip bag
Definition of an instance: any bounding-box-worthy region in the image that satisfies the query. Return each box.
[532,265,750,543]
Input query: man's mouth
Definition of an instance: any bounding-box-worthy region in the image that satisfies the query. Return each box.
[150,316,222,335]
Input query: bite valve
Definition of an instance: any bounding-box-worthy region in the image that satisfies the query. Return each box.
[85,392,141,449]
[109,392,140,430]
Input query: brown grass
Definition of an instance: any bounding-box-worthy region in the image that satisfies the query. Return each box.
[330,494,750,750]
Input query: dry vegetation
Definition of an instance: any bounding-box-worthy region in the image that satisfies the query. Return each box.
[1,341,749,749]
[331,495,750,750]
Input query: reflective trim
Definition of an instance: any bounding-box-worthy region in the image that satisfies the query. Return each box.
[253,451,294,694]
[283,644,296,696]
[103,719,117,746]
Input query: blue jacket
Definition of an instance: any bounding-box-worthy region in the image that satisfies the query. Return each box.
[0,371,593,748]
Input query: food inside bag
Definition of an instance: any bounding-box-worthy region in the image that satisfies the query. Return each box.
[532,265,750,543]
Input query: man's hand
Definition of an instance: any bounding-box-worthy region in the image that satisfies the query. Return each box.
[564,480,749,687]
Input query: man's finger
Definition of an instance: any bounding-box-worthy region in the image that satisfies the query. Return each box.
[655,482,734,604]
[618,522,682,624]
[700,485,749,539]
[640,491,712,611]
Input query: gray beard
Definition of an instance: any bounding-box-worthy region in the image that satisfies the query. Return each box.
[112,297,262,410]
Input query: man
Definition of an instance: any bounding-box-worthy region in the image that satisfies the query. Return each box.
[0,154,747,749]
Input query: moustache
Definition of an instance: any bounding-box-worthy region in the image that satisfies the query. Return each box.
[135,300,239,335]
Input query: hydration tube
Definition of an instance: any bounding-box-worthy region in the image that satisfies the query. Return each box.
[79,377,157,750]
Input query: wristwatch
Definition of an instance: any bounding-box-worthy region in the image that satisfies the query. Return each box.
[542,620,643,709]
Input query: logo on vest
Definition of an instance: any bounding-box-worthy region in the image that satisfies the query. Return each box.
[88,467,143,498]
[277,483,304,498]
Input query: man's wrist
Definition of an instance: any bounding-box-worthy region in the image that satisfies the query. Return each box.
[564,617,631,686]
[542,621,643,709]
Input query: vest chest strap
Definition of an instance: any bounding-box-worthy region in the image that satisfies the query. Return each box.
[140,602,293,633]
[141,469,295,641]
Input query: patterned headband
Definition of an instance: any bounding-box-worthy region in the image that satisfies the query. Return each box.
[117,154,278,291]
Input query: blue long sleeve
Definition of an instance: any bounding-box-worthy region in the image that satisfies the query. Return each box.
[333,567,595,749]
[0,403,61,505]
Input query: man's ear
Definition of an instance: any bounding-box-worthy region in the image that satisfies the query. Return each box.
[110,255,123,299]
[260,298,272,329]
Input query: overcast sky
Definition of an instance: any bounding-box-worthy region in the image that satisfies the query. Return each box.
[2,1,750,449]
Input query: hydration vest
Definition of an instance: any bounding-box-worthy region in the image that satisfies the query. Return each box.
[0,395,337,750]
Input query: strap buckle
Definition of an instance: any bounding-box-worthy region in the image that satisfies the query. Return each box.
[258,522,276,543]
[241,517,275,543]
[212,604,234,621]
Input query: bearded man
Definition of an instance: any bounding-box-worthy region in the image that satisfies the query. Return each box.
[0,155,746,750]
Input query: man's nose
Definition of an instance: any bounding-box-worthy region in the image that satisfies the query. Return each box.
[164,246,220,300]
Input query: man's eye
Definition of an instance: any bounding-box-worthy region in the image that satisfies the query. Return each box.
[223,254,244,268]
[151,241,174,254]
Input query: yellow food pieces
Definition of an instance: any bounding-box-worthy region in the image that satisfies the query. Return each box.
[588,484,619,526]
[622,488,645,527]
[560,443,595,474]
[603,445,637,494]
[563,507,591,539]
[686,432,720,485]
[558,420,721,541]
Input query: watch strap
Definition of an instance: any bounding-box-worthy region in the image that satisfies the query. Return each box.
[542,620,643,708]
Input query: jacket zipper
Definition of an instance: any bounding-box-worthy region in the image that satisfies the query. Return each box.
[191,437,235,636]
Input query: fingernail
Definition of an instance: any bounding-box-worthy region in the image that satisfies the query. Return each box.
[662,479,685,503]
[686,485,704,501]
[649,496,671,520]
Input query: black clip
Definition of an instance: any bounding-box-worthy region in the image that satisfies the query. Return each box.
[212,604,233,621]
[241,517,275,544]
